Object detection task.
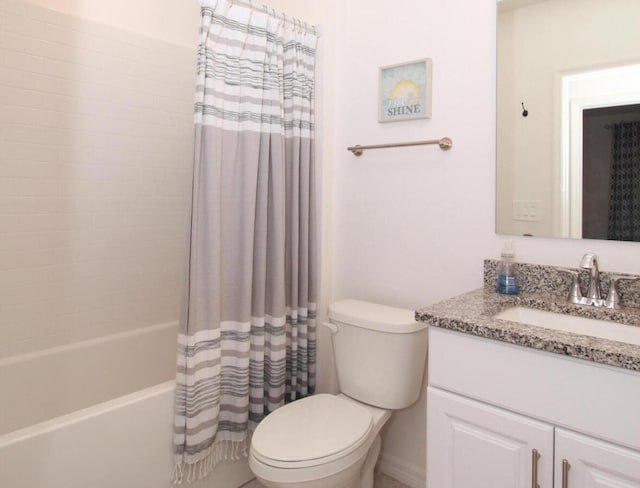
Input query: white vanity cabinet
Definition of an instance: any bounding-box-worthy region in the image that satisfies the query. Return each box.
[428,387,553,488]
[426,327,640,488]
[428,388,640,488]
[554,428,640,487]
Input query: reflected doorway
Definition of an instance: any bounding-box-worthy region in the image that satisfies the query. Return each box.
[583,104,640,240]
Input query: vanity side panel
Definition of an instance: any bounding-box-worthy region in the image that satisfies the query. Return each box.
[428,327,640,451]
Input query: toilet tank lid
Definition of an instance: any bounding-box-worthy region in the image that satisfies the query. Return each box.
[328,299,426,333]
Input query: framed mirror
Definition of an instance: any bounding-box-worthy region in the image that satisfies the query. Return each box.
[496,0,640,240]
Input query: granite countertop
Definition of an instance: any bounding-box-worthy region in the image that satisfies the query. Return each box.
[416,286,640,371]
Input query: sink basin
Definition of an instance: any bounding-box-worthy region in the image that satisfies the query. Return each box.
[494,307,640,346]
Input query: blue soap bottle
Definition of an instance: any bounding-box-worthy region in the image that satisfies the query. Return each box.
[496,240,519,295]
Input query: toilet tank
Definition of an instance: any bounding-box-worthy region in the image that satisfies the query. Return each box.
[327,299,428,410]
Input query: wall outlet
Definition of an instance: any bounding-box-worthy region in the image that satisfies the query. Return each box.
[513,200,541,221]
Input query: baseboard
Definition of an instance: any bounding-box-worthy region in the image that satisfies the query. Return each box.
[377,451,425,488]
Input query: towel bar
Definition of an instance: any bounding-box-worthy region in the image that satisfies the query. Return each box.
[347,137,453,156]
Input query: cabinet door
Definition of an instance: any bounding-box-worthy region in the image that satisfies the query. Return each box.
[555,428,640,488]
[427,387,554,488]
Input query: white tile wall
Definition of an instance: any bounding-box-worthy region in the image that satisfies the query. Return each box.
[0,0,197,358]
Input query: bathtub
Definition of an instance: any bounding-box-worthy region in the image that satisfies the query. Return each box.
[0,322,253,488]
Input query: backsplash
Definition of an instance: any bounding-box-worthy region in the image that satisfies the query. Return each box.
[484,260,640,308]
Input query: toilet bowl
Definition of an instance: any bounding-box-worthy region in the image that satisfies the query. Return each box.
[249,394,390,488]
[249,299,428,488]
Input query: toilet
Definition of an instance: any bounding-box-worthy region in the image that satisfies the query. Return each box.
[249,299,428,488]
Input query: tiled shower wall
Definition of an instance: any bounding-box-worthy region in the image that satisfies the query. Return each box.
[0,0,197,358]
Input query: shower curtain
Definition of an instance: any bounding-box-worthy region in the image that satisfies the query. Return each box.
[173,0,318,482]
[608,121,640,241]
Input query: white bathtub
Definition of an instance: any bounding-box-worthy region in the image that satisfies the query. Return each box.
[0,322,253,488]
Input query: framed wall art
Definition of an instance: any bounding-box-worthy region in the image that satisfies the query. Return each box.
[379,58,432,122]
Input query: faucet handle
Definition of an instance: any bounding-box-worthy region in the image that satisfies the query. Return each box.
[559,269,583,305]
[604,275,640,309]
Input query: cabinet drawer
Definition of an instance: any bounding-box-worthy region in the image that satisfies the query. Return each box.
[428,327,640,450]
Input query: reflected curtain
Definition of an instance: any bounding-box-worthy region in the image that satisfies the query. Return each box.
[173,0,318,482]
[608,121,640,241]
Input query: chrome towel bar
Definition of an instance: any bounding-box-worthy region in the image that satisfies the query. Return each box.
[347,137,453,156]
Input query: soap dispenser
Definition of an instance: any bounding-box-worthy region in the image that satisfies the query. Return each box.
[496,240,520,295]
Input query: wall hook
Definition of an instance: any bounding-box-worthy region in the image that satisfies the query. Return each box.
[521,102,529,117]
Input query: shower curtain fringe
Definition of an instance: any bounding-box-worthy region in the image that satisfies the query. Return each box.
[172,433,253,485]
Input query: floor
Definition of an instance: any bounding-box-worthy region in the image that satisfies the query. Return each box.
[241,471,410,488]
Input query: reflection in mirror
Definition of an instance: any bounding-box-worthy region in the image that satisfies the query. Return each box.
[496,0,640,240]
[583,104,640,240]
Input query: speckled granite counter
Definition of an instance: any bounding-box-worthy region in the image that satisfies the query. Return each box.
[416,286,640,372]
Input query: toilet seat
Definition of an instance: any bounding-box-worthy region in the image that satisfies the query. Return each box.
[251,394,373,469]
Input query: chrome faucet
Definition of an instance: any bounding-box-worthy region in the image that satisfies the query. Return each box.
[566,253,638,309]
[579,253,602,307]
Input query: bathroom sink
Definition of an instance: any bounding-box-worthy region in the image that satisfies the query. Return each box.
[494,306,640,346]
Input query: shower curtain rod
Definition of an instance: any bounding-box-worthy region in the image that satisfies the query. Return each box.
[229,0,320,36]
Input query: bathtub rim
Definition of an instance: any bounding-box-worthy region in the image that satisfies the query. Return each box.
[0,379,176,449]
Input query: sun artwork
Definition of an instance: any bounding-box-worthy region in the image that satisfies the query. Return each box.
[387,79,422,116]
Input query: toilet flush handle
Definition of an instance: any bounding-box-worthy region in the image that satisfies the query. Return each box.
[322,322,339,334]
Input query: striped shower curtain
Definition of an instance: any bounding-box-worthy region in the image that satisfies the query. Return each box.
[173,0,318,482]
[608,121,640,241]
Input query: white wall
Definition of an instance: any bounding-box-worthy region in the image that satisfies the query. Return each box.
[330,0,497,483]
[0,0,199,358]
[13,0,199,47]
[329,0,640,485]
